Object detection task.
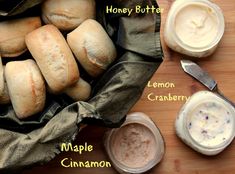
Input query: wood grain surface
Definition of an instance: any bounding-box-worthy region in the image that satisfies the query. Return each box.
[22,0,235,173]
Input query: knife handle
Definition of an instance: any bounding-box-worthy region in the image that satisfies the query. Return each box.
[215,87,235,108]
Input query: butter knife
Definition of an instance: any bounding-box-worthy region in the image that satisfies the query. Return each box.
[181,59,235,107]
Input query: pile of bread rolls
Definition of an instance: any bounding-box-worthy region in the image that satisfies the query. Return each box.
[0,0,117,119]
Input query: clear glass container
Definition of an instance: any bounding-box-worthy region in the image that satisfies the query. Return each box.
[175,91,235,155]
[104,112,165,174]
[164,0,225,58]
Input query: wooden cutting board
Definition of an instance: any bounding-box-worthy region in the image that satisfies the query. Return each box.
[23,0,235,173]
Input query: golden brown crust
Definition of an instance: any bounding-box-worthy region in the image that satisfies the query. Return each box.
[0,57,3,95]
[64,78,91,101]
[5,60,46,119]
[0,17,41,58]
[42,0,96,31]
[67,19,117,77]
[25,24,79,93]
[0,65,10,105]
[0,81,10,105]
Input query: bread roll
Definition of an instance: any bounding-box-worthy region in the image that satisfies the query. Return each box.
[0,81,10,105]
[25,24,79,93]
[0,17,41,57]
[0,57,4,95]
[67,19,117,77]
[64,78,91,101]
[5,60,46,119]
[0,66,10,105]
[42,0,96,31]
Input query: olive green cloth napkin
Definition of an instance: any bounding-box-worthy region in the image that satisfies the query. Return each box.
[0,0,163,171]
[0,0,43,16]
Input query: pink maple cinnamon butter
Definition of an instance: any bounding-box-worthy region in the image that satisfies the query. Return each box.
[104,112,165,174]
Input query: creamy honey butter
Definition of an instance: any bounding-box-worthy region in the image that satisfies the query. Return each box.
[175,3,218,48]
[175,91,235,155]
[164,0,225,58]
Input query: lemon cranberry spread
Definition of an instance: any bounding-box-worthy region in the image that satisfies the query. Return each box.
[187,101,233,147]
[175,91,235,155]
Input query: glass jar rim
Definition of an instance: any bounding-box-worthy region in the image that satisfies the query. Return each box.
[182,91,235,151]
[105,113,165,174]
[169,0,225,52]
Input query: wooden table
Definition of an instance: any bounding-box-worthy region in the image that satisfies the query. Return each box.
[23,0,235,173]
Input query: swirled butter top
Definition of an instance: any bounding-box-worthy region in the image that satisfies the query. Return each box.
[174,3,219,48]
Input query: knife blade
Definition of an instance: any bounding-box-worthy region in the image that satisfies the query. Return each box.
[180,60,217,91]
[181,59,235,108]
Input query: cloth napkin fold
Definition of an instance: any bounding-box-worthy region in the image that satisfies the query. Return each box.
[0,0,163,171]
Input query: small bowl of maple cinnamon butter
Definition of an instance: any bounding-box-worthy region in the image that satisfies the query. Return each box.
[104,112,165,174]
